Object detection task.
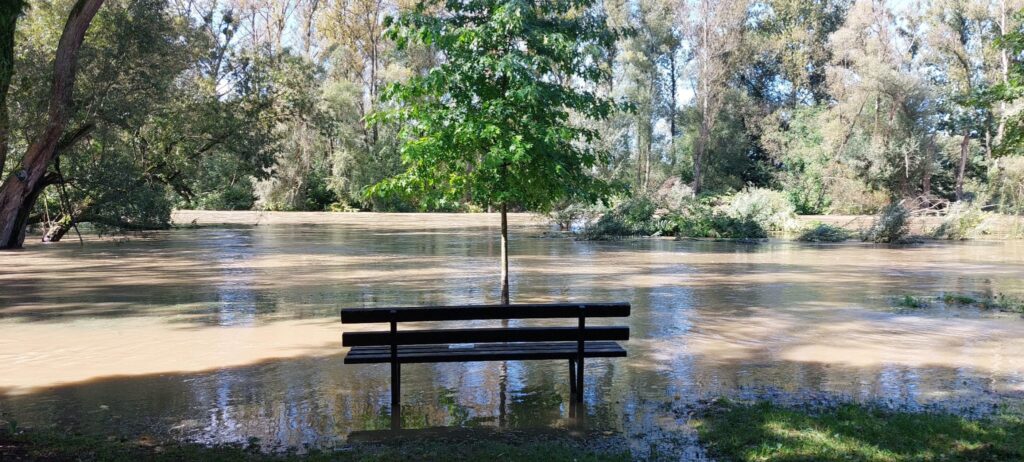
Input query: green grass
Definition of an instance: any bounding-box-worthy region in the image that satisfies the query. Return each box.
[692,401,1024,462]
[978,293,1024,313]
[942,293,977,305]
[892,293,1024,313]
[0,429,631,462]
[892,295,929,309]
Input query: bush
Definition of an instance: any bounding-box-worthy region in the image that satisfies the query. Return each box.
[721,188,797,232]
[661,199,767,239]
[932,202,986,240]
[581,197,660,239]
[862,203,910,243]
[550,202,602,232]
[893,295,930,309]
[991,156,1024,215]
[796,223,852,242]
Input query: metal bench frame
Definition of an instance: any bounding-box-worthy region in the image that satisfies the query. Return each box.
[340,302,630,428]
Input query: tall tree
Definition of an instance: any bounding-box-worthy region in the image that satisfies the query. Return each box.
[370,0,620,304]
[0,0,105,249]
[686,0,749,195]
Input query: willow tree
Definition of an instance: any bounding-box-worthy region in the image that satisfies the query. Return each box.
[369,0,620,304]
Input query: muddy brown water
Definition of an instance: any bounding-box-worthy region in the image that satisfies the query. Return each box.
[1,212,1023,450]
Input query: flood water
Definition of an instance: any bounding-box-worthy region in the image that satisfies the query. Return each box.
[2,212,1023,450]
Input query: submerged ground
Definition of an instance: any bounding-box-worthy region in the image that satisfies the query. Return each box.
[1,211,1023,456]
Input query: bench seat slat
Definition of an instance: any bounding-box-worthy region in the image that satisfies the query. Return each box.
[340,302,630,323]
[343,326,629,346]
[343,341,627,364]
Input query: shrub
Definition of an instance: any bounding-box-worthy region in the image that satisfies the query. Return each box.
[549,202,601,232]
[661,199,767,239]
[796,223,852,242]
[932,202,986,240]
[942,293,977,305]
[581,197,660,239]
[979,293,1024,313]
[893,295,929,309]
[991,156,1024,215]
[721,188,797,232]
[862,203,910,243]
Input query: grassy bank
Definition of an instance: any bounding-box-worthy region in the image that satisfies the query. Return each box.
[0,428,630,462]
[693,401,1024,462]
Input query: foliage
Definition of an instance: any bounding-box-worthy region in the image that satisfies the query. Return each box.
[893,292,1024,313]
[932,202,986,240]
[760,107,834,214]
[550,201,602,232]
[862,204,911,243]
[721,187,798,232]
[693,400,1024,462]
[942,293,977,305]
[367,0,621,213]
[582,196,661,239]
[893,295,930,309]
[662,199,768,239]
[580,193,773,240]
[797,222,852,242]
[990,156,1024,215]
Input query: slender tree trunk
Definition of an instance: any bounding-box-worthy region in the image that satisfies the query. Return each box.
[668,51,677,165]
[956,132,969,201]
[500,203,509,305]
[0,0,104,249]
[996,0,1009,145]
[922,137,933,196]
[693,122,709,196]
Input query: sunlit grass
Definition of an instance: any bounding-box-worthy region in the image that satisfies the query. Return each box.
[692,401,1024,462]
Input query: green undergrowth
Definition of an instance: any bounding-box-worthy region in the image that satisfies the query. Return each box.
[891,293,1024,313]
[693,400,1024,462]
[796,223,853,242]
[0,428,630,462]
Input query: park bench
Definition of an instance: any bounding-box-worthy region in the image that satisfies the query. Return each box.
[340,302,630,427]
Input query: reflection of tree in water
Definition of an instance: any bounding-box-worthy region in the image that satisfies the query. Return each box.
[195,229,278,326]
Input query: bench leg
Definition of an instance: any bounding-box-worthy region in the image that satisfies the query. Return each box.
[575,357,584,403]
[391,362,401,430]
[568,359,576,396]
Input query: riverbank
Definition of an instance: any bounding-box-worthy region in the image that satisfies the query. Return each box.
[5,402,1023,461]
[168,210,1024,240]
[0,427,630,461]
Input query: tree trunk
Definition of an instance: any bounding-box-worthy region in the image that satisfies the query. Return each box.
[922,137,933,196]
[996,0,1009,146]
[668,51,678,167]
[0,0,104,249]
[0,1,25,175]
[500,203,509,305]
[692,122,709,196]
[43,213,75,243]
[955,131,969,201]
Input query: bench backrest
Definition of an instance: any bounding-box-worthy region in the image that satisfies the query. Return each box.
[341,302,630,347]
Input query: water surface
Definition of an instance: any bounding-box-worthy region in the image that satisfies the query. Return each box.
[1,213,1023,449]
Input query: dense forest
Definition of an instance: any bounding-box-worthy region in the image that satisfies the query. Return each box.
[1,0,1023,247]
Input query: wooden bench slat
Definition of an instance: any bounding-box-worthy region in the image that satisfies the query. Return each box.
[340,302,630,323]
[343,341,627,364]
[342,326,629,346]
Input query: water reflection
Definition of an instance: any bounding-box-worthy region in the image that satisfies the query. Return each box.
[1,217,1023,449]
